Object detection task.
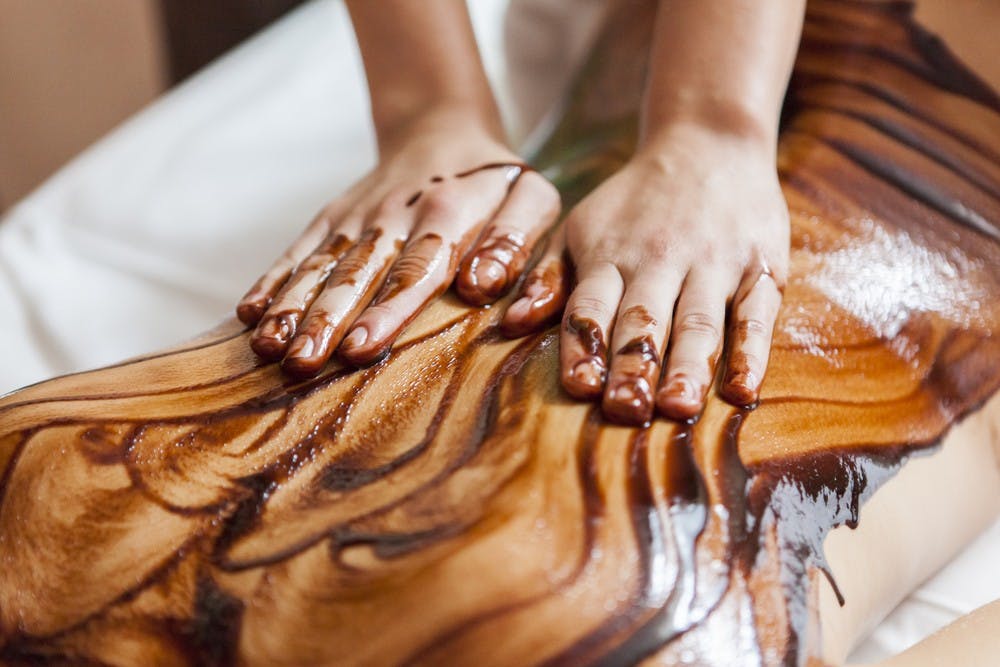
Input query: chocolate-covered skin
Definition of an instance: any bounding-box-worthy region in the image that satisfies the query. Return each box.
[1,1,999,665]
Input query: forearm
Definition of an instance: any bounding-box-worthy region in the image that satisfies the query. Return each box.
[860,599,1000,667]
[640,0,805,153]
[345,0,503,150]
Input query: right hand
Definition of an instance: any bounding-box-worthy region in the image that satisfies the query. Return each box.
[236,109,562,377]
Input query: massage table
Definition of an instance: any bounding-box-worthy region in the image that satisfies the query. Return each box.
[1,0,998,663]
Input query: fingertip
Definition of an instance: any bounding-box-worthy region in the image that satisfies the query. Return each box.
[236,302,265,327]
[281,356,323,378]
[249,313,298,361]
[456,253,510,306]
[281,334,324,378]
[250,336,286,362]
[602,380,653,426]
[655,377,705,422]
[338,325,392,367]
[561,358,606,401]
[499,297,534,337]
[720,369,760,409]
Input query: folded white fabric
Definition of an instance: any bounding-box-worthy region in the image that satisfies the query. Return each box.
[0,0,994,662]
[0,0,374,392]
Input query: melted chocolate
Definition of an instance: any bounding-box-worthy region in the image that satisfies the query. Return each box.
[603,336,659,426]
[0,1,998,665]
[499,259,570,338]
[563,315,609,399]
[457,227,530,305]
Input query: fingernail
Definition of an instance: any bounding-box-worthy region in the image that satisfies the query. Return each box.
[506,296,532,321]
[261,314,296,343]
[608,382,642,409]
[287,335,314,359]
[657,377,704,421]
[342,326,368,350]
[724,371,758,406]
[474,257,507,296]
[236,301,264,325]
[604,380,653,425]
[570,358,606,390]
[662,377,696,402]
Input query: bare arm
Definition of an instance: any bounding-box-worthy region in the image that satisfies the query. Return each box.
[856,599,1000,667]
[345,0,503,150]
[237,1,560,375]
[640,2,804,151]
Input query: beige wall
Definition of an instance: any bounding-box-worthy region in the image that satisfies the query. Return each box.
[915,0,1000,93]
[0,0,167,209]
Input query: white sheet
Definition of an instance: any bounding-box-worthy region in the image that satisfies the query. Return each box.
[0,0,996,661]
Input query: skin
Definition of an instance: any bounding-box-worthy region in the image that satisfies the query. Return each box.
[236,0,561,375]
[231,0,998,659]
[238,0,801,422]
[543,0,804,425]
[233,0,998,658]
[818,396,1000,666]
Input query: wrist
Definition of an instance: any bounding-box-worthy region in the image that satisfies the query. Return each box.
[635,114,777,167]
[638,93,777,158]
[373,99,504,155]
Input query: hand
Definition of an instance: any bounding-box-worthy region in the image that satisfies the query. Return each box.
[537,124,789,425]
[236,109,561,376]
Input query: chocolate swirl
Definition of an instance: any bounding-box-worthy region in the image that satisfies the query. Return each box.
[1,1,999,665]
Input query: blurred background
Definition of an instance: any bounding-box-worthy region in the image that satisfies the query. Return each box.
[1,0,996,216]
[0,0,308,212]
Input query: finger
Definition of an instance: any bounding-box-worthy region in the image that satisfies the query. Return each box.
[656,269,729,422]
[339,183,508,366]
[500,224,569,338]
[249,230,356,360]
[455,171,561,305]
[719,270,783,407]
[560,261,624,401]
[282,211,412,377]
[236,210,336,326]
[601,272,680,425]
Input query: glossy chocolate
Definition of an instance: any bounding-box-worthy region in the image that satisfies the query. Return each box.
[1,1,999,665]
[604,335,659,426]
[500,258,569,337]
[456,227,530,305]
[564,314,609,398]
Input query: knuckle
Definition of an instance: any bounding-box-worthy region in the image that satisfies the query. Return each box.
[524,174,562,214]
[563,209,596,243]
[391,249,437,279]
[581,258,621,280]
[642,236,674,263]
[738,317,771,338]
[301,311,334,333]
[568,294,612,319]
[422,187,462,219]
[675,312,722,339]
[298,254,333,272]
[374,193,405,218]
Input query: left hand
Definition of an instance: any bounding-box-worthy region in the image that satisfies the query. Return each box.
[505,123,790,425]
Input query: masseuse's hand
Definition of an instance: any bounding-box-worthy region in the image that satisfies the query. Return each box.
[504,124,789,425]
[238,0,562,376]
[236,110,560,376]
[503,0,804,424]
